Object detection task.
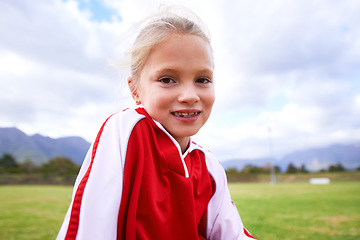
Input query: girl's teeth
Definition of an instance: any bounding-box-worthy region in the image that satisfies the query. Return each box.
[174,112,198,117]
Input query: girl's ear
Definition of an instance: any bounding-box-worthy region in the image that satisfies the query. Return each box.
[128,77,141,105]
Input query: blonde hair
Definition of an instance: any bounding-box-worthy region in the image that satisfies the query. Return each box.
[127,6,212,82]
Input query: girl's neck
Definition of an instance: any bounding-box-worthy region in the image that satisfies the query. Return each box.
[176,137,190,154]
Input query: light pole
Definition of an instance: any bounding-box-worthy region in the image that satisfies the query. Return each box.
[268,128,276,184]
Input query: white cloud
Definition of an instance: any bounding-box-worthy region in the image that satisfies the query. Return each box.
[0,0,124,140]
[190,0,360,161]
[1,0,359,163]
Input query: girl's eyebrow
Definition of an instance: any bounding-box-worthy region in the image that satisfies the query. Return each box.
[150,68,178,80]
[154,68,179,75]
[198,68,214,77]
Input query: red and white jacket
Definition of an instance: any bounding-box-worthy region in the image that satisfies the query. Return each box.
[57,108,257,240]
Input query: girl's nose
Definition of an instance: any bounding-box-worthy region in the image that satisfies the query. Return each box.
[178,84,200,104]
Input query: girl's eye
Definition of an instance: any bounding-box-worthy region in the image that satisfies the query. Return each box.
[159,77,175,84]
[196,77,211,84]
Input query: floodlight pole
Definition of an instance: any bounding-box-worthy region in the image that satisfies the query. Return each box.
[268,128,277,184]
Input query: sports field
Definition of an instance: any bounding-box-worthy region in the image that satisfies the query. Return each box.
[0,182,359,240]
[230,182,360,239]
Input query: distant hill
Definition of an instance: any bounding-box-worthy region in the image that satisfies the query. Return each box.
[0,127,90,165]
[221,142,360,172]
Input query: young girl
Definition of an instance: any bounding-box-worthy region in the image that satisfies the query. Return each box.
[57,7,257,240]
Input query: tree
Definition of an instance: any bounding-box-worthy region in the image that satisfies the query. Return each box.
[299,164,309,173]
[286,163,298,174]
[274,166,281,173]
[225,168,239,175]
[40,156,80,175]
[0,153,19,172]
[242,165,262,174]
[20,158,36,173]
[261,164,282,174]
[328,163,346,172]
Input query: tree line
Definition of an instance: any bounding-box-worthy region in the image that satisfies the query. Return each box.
[1,153,358,184]
[0,153,80,185]
[227,162,353,175]
[225,162,359,182]
[284,162,352,173]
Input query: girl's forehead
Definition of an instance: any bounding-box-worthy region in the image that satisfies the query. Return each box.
[151,34,213,61]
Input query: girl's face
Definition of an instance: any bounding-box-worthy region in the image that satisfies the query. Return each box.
[130,33,215,152]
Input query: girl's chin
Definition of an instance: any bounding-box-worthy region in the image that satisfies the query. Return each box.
[170,129,200,141]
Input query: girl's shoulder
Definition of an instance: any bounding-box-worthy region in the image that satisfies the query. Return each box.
[110,107,145,121]
[104,108,147,130]
[96,108,147,147]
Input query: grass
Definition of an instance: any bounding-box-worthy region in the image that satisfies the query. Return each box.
[0,182,359,239]
[230,182,360,240]
[0,185,72,240]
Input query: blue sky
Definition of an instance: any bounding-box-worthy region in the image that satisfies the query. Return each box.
[1,0,359,168]
[66,0,119,22]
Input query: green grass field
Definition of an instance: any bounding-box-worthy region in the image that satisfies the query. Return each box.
[0,182,359,240]
[230,182,360,240]
[0,186,72,240]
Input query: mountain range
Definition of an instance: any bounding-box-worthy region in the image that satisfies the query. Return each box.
[1,127,359,171]
[0,127,90,165]
[221,142,360,172]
